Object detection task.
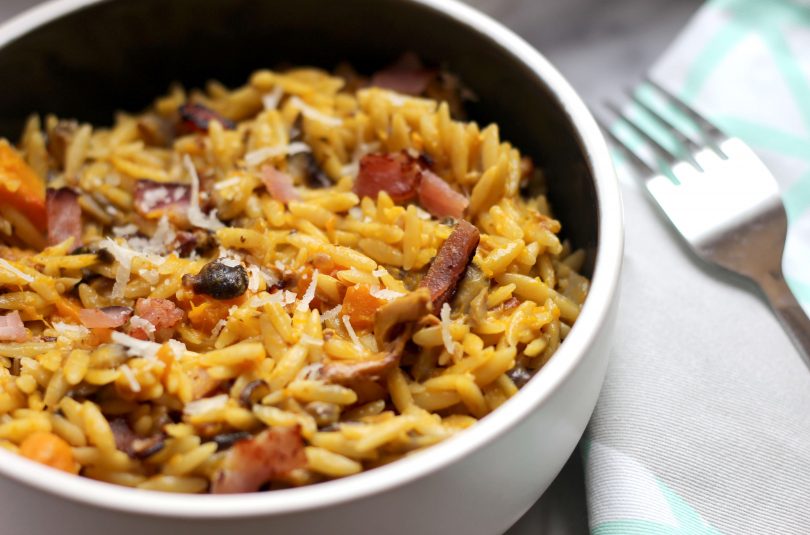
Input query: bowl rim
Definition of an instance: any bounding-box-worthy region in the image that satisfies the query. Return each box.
[0,0,623,518]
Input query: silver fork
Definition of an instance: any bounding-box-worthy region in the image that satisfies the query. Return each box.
[600,79,810,369]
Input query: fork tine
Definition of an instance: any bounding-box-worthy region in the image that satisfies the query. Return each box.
[594,115,657,177]
[624,87,703,171]
[604,100,682,168]
[644,77,727,158]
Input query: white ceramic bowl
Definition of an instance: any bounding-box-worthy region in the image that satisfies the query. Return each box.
[0,1,622,533]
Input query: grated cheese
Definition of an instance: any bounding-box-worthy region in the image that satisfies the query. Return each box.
[297,269,319,312]
[247,265,262,293]
[0,259,33,283]
[371,268,387,278]
[112,224,139,237]
[211,318,228,339]
[130,316,156,340]
[369,286,405,301]
[321,304,342,322]
[289,96,343,126]
[100,238,166,299]
[300,334,324,347]
[166,339,187,359]
[119,364,141,393]
[262,85,284,110]
[244,141,311,167]
[183,155,225,231]
[440,303,456,355]
[183,394,228,416]
[52,321,90,338]
[342,315,362,348]
[213,176,242,191]
[138,269,160,285]
[111,331,162,359]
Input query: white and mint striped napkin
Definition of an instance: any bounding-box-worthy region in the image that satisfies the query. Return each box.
[585,1,810,533]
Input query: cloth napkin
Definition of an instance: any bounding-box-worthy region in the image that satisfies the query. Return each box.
[584,1,810,533]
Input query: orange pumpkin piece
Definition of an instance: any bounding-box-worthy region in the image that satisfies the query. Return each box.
[342,284,384,330]
[19,431,79,474]
[0,139,47,232]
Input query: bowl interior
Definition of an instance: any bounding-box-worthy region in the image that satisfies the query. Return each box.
[0,0,599,272]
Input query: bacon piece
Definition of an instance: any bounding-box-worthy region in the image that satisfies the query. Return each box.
[78,306,132,329]
[259,165,300,203]
[419,220,480,310]
[46,187,82,247]
[211,426,306,494]
[418,170,468,219]
[371,53,435,95]
[130,298,183,340]
[354,152,422,203]
[133,180,190,222]
[0,310,26,342]
[178,103,235,132]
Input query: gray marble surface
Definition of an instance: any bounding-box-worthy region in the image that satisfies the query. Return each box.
[0,0,703,533]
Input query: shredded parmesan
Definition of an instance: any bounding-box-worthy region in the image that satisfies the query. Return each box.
[244,141,311,167]
[297,269,319,312]
[342,315,362,348]
[300,334,324,347]
[289,96,343,126]
[416,207,433,220]
[321,304,342,322]
[112,224,139,237]
[440,303,456,355]
[51,321,90,338]
[262,85,284,110]
[0,259,33,283]
[249,292,281,307]
[130,316,156,340]
[247,265,262,293]
[369,286,405,301]
[213,176,242,190]
[219,257,242,268]
[183,394,228,416]
[183,154,225,231]
[211,318,228,339]
[138,269,160,285]
[167,339,187,359]
[111,331,162,359]
[371,268,387,278]
[100,238,165,299]
[119,364,141,393]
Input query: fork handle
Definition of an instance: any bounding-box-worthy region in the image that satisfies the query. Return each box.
[757,269,810,370]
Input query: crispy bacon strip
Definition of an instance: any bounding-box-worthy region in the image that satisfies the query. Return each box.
[211,426,306,494]
[354,152,422,203]
[130,298,183,340]
[78,306,132,329]
[46,187,82,247]
[178,103,235,132]
[419,220,480,310]
[0,310,26,342]
[418,170,468,219]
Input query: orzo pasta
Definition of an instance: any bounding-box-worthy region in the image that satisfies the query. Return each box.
[0,60,589,493]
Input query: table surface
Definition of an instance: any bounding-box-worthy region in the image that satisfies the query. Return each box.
[0,0,702,533]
